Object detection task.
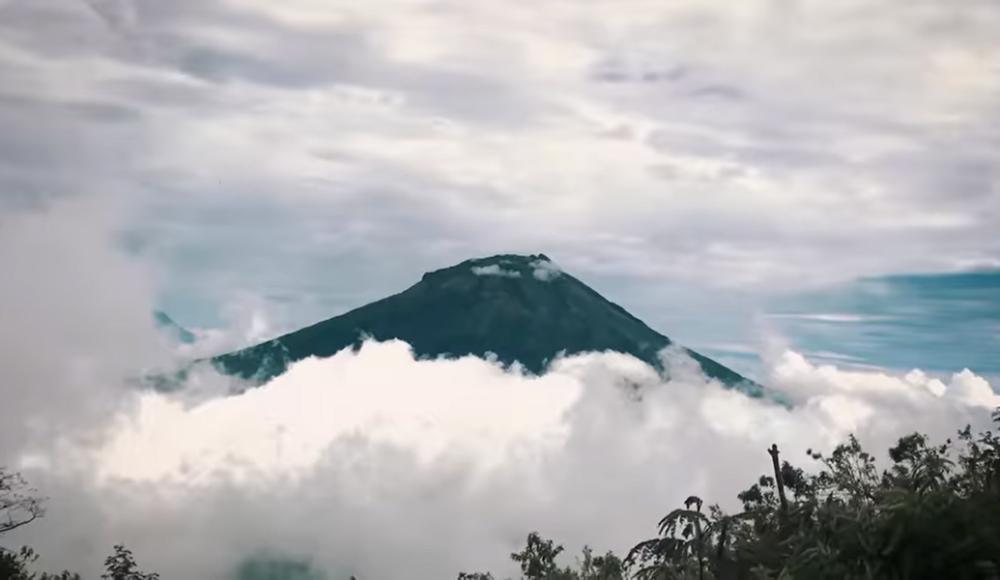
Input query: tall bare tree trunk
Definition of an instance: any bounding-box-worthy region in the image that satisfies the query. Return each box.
[768,444,789,518]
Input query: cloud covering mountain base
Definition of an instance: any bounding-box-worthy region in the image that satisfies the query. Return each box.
[2,201,998,579]
[7,340,998,579]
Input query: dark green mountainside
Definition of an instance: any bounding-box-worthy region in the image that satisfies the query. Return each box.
[154,310,196,344]
[211,254,761,394]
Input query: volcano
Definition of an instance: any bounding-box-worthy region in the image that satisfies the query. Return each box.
[210,254,761,394]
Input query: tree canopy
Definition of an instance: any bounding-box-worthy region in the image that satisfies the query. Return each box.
[466,410,1000,580]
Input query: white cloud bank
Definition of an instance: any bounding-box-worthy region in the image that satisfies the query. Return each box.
[9,340,997,580]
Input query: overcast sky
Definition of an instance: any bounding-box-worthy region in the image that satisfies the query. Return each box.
[3,2,1000,577]
[2,0,999,370]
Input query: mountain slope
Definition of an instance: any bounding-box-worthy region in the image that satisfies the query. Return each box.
[211,254,761,394]
[154,310,196,344]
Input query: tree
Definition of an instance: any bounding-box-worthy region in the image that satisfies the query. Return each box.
[1,469,44,536]
[0,546,40,580]
[481,409,1000,580]
[625,495,758,580]
[0,469,79,579]
[101,545,159,580]
[0,546,81,580]
[0,470,159,580]
[577,546,626,580]
[511,533,565,580]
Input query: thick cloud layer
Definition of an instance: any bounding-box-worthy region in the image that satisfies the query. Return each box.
[0,196,168,459]
[6,339,996,579]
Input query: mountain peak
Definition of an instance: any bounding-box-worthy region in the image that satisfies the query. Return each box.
[211,254,761,395]
[421,253,559,283]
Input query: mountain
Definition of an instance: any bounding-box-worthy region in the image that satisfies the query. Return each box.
[210,254,761,394]
[154,310,196,344]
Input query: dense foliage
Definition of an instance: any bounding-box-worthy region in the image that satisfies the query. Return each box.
[458,534,626,580]
[466,410,1000,579]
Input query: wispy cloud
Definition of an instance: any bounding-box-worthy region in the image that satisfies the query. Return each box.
[766,313,898,324]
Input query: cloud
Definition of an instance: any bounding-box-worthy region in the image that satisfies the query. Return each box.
[0,196,170,459]
[1,3,999,577]
[2,0,998,332]
[471,264,521,278]
[761,270,1000,377]
[531,258,563,282]
[7,337,997,579]
[766,313,897,323]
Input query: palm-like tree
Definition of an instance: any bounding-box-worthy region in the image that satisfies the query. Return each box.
[627,496,717,580]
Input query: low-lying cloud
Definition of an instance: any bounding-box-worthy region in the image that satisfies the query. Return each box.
[9,339,998,579]
[2,201,998,579]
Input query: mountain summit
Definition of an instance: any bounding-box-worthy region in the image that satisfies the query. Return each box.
[211,254,760,394]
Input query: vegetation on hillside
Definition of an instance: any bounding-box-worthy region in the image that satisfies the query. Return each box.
[461,409,1000,580]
